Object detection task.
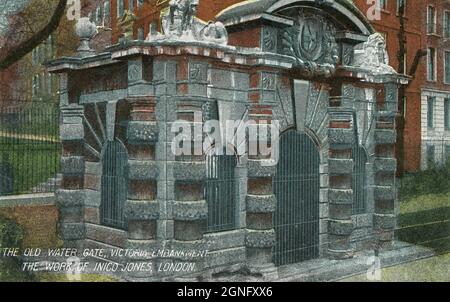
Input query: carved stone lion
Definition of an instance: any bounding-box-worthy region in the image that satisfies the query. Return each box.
[354,33,396,74]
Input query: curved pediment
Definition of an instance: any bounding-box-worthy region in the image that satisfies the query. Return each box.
[216,0,374,35]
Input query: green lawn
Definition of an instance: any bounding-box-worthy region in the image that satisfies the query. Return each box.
[342,192,450,282]
[398,192,450,254]
[0,139,60,195]
[341,252,450,282]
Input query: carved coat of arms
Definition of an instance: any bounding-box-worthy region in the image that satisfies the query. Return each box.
[282,11,339,77]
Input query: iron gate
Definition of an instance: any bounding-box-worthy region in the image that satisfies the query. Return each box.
[273,130,320,266]
[101,139,128,230]
[353,145,367,214]
[205,151,237,233]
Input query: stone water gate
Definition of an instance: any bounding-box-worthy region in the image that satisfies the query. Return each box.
[48,0,408,281]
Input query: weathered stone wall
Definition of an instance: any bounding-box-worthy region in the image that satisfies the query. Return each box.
[0,194,59,248]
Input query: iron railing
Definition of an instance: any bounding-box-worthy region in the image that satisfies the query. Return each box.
[0,100,60,196]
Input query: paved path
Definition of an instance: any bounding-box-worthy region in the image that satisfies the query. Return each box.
[0,131,59,143]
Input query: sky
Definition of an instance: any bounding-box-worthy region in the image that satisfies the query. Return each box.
[0,0,29,34]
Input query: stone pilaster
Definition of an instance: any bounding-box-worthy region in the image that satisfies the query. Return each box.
[124,97,160,280]
[57,105,86,248]
[373,83,398,249]
[245,70,278,279]
[327,108,355,259]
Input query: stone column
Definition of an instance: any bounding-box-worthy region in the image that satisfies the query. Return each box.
[245,71,278,279]
[57,104,86,248]
[327,108,355,259]
[373,83,398,249]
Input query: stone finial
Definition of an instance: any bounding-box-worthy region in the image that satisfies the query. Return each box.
[75,17,98,57]
[354,33,396,74]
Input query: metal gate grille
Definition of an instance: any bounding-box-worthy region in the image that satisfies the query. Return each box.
[352,145,367,214]
[205,152,237,233]
[273,130,320,266]
[101,140,128,230]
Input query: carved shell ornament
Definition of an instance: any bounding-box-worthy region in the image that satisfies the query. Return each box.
[282,11,339,77]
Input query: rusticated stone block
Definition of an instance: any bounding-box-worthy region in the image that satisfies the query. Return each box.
[56,190,84,207]
[327,234,351,251]
[246,213,273,230]
[247,159,276,177]
[128,160,159,180]
[172,200,207,221]
[328,129,354,145]
[127,121,159,144]
[61,156,85,175]
[374,158,397,172]
[248,178,273,195]
[374,186,396,200]
[373,213,396,230]
[128,179,157,200]
[174,220,205,241]
[84,207,100,224]
[60,124,84,141]
[59,206,83,223]
[245,229,276,248]
[174,182,204,201]
[375,129,396,144]
[84,174,101,191]
[128,220,157,240]
[328,219,353,236]
[329,202,352,220]
[204,230,245,251]
[246,194,276,214]
[328,189,353,203]
[85,190,101,207]
[172,161,206,181]
[85,224,127,247]
[61,223,85,240]
[124,200,159,220]
[328,159,353,174]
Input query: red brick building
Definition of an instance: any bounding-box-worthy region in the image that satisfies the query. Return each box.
[420,0,450,169]
[353,0,427,173]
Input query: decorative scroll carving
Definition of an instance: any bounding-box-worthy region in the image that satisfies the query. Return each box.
[147,0,228,46]
[282,10,339,77]
[354,33,396,74]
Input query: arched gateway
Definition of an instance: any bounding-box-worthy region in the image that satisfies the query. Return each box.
[50,0,404,280]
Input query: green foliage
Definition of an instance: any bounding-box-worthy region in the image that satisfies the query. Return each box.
[399,162,450,201]
[0,215,24,248]
[0,215,35,282]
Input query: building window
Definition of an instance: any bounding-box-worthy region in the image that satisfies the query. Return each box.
[427,6,436,34]
[427,145,435,166]
[446,52,450,84]
[137,27,144,40]
[103,0,110,27]
[444,11,450,38]
[129,0,134,12]
[397,0,406,15]
[427,48,436,81]
[427,96,435,128]
[445,98,450,130]
[378,0,387,10]
[95,6,102,25]
[117,0,124,17]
